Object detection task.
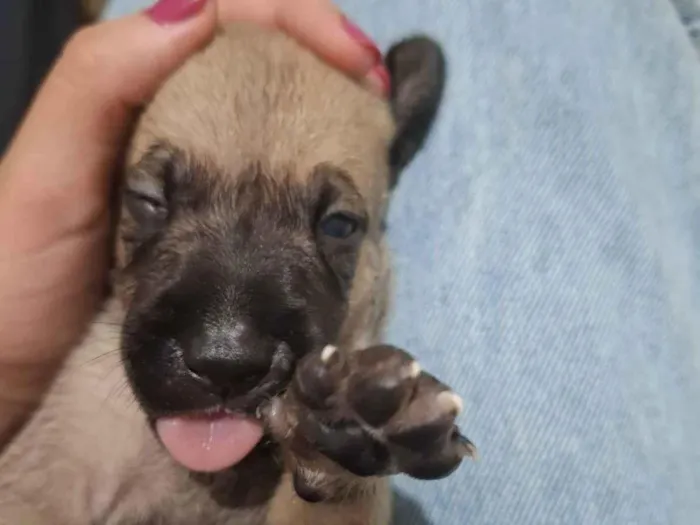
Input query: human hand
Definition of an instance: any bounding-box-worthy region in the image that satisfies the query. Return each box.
[0,0,389,447]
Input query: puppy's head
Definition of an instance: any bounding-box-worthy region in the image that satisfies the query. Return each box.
[115,25,445,422]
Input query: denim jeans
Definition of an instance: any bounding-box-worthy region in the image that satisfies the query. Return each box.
[103,1,700,523]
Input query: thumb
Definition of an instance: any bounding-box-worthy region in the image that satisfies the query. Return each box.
[0,0,217,447]
[0,0,217,252]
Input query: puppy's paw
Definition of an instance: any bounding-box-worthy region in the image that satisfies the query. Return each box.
[265,344,475,500]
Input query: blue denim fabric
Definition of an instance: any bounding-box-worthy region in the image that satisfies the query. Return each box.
[105,1,700,523]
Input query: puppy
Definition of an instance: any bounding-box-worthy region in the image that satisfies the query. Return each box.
[0,23,474,525]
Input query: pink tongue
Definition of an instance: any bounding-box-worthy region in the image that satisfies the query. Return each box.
[156,413,263,472]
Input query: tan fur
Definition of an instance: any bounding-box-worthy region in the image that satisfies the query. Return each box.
[0,24,398,524]
[266,473,391,525]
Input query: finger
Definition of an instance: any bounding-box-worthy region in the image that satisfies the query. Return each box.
[0,0,219,447]
[217,0,389,94]
[0,0,217,255]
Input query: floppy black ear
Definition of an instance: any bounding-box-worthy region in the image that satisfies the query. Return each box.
[385,36,446,186]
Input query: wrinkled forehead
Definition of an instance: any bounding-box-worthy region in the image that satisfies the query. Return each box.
[126,24,395,212]
[128,142,369,229]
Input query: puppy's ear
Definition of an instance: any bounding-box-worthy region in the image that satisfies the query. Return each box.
[385,36,446,186]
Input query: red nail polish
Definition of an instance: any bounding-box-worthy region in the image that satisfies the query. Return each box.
[341,16,382,64]
[146,0,207,25]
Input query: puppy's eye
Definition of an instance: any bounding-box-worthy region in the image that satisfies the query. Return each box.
[124,189,167,226]
[319,212,360,239]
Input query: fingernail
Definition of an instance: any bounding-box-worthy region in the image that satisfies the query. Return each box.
[146,0,207,25]
[364,64,391,97]
[341,16,382,67]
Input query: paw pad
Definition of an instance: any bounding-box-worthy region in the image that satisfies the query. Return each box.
[278,344,475,487]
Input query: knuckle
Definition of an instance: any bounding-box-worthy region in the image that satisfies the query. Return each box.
[62,27,101,72]
[53,26,120,98]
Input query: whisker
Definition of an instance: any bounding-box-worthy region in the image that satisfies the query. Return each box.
[92,320,124,328]
[105,373,132,405]
[76,347,122,368]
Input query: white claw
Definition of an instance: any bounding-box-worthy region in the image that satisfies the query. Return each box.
[407,361,422,379]
[321,345,338,363]
[437,391,464,415]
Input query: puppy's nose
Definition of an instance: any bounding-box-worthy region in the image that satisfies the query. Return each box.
[183,320,273,389]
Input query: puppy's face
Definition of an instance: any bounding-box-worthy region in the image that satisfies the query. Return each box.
[115,25,445,420]
[119,153,371,415]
